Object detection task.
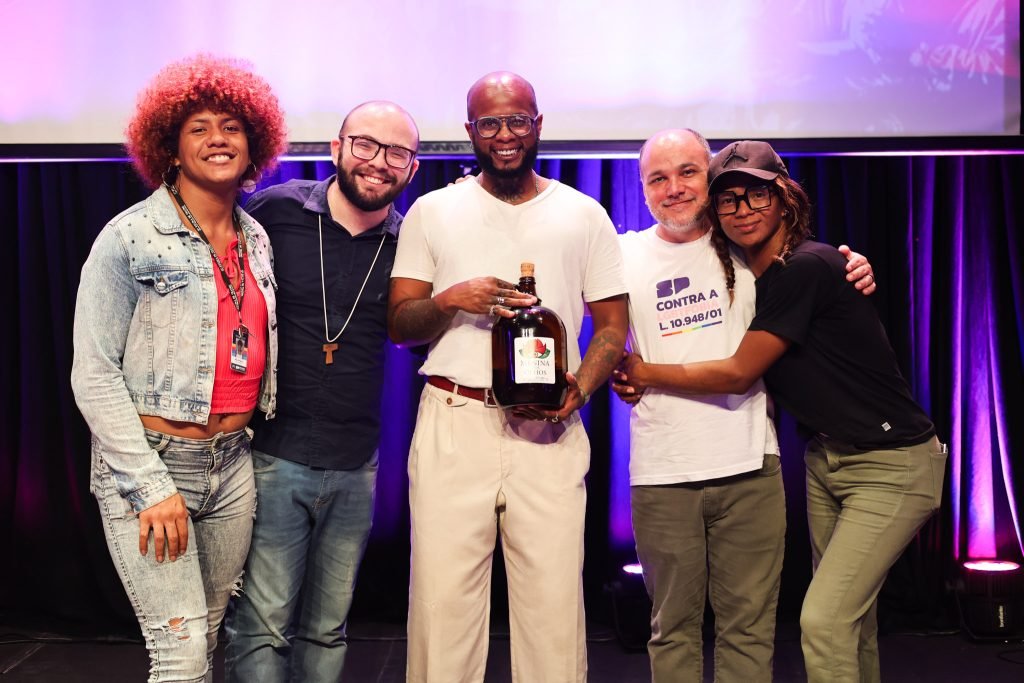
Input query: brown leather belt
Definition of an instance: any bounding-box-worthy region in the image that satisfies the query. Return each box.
[426,376,497,406]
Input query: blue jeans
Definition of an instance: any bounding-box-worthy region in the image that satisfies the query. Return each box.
[224,450,377,683]
[91,428,256,683]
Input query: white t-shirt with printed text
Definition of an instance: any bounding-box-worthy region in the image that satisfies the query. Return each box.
[620,227,778,484]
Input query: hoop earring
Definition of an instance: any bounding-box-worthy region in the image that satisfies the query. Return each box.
[161,164,180,188]
[240,161,262,193]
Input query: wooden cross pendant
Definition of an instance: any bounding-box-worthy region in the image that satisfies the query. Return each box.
[323,342,339,365]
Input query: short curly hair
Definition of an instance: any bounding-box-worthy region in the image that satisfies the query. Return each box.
[125,53,288,189]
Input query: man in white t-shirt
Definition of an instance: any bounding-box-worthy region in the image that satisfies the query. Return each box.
[614,129,875,682]
[388,71,628,683]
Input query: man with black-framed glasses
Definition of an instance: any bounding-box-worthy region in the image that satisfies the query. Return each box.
[346,134,417,175]
[225,101,419,683]
[389,71,628,682]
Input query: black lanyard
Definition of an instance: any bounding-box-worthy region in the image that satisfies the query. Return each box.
[167,184,245,319]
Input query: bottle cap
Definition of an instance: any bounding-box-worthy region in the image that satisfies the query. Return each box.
[521,262,535,277]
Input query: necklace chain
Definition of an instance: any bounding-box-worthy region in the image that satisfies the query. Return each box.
[318,214,387,344]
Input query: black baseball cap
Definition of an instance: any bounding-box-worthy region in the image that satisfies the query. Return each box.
[708,140,788,193]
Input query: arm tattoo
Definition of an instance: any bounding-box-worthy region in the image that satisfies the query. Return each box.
[575,326,627,396]
[389,298,455,347]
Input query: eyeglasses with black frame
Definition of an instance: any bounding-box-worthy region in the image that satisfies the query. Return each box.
[345,135,417,169]
[469,114,538,139]
[714,184,774,215]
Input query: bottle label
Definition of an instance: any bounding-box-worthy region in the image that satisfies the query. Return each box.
[513,337,556,384]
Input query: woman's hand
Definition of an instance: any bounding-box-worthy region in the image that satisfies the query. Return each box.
[138,493,190,562]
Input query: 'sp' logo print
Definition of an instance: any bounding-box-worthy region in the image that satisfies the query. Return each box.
[656,277,690,298]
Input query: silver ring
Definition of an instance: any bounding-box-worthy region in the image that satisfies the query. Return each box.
[497,296,505,306]
[489,305,497,316]
[552,415,560,423]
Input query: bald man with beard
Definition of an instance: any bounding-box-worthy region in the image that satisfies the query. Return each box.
[389,72,628,682]
[226,102,420,683]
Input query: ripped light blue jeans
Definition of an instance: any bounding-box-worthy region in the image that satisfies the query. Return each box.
[91,428,256,683]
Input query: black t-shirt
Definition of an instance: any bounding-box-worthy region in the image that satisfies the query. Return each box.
[749,241,934,449]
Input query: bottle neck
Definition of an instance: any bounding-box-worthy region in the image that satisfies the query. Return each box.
[517,276,538,298]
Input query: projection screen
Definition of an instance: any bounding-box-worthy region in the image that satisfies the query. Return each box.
[0,0,1019,156]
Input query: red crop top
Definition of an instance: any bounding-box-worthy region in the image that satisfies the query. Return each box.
[210,239,267,413]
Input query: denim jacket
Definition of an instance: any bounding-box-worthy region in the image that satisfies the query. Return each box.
[71,187,278,513]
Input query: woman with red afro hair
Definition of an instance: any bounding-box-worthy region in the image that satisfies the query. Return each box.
[71,54,286,682]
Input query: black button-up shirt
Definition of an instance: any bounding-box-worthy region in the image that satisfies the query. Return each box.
[246,176,400,469]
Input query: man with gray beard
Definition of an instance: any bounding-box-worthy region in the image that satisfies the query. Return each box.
[613,129,875,682]
[226,101,420,683]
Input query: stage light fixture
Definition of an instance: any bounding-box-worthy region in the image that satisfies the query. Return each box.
[956,559,1024,640]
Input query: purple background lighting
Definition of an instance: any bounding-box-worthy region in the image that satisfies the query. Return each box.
[0,148,1022,630]
[942,157,1023,561]
[0,0,1022,624]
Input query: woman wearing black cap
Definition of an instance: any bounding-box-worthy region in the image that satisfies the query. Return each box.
[616,140,946,683]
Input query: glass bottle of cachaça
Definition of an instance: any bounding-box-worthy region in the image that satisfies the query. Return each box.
[491,262,568,408]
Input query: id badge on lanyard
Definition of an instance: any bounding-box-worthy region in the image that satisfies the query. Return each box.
[166,183,251,375]
[230,324,249,374]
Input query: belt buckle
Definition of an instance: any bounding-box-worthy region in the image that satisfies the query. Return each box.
[483,388,497,408]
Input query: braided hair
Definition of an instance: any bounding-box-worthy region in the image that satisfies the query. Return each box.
[708,219,737,305]
[686,129,740,306]
[770,175,813,263]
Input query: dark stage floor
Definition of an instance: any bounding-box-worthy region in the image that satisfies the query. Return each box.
[2,618,1023,682]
